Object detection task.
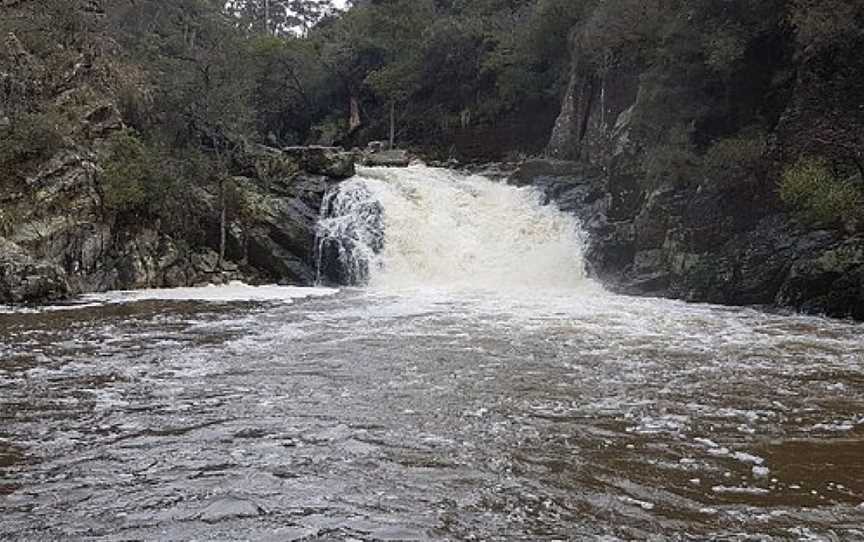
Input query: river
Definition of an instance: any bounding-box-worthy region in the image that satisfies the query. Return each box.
[1,166,863,540]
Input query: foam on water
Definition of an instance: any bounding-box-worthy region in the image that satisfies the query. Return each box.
[82,282,337,304]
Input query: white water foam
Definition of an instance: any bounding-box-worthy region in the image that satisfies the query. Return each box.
[1,283,336,314]
[81,282,337,304]
[317,165,592,291]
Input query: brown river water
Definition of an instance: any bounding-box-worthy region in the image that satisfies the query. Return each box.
[1,286,863,541]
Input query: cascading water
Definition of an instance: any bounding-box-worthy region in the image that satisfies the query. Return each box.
[316,164,590,289]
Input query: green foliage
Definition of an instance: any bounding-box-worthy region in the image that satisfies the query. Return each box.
[0,112,64,185]
[115,80,153,132]
[780,158,864,228]
[703,129,767,186]
[246,35,332,143]
[642,126,702,187]
[99,132,175,215]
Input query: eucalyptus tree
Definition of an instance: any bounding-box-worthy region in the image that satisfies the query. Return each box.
[225,0,341,36]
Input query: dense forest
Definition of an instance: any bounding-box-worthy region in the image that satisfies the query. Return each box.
[1,0,863,310]
[2,0,862,232]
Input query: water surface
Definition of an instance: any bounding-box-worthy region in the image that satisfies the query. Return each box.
[1,287,863,540]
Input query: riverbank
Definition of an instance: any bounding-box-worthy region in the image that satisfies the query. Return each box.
[0,145,355,305]
[509,158,864,320]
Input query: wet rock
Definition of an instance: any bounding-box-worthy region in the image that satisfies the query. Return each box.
[509,159,588,187]
[227,176,323,285]
[516,157,863,319]
[282,145,356,179]
[362,149,411,168]
[777,237,864,319]
[0,238,69,304]
[196,496,265,524]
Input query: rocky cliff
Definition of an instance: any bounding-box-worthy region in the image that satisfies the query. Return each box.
[519,26,864,320]
[0,4,359,306]
[0,142,354,305]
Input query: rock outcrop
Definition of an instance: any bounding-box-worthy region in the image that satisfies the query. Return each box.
[0,144,356,305]
[361,149,412,168]
[512,158,864,320]
[0,16,360,306]
[0,238,68,304]
[530,16,864,320]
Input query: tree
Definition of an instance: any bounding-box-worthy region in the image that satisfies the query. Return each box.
[225,0,343,36]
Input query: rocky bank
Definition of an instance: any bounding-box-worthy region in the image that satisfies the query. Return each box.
[510,159,863,319]
[0,144,355,305]
[509,28,864,320]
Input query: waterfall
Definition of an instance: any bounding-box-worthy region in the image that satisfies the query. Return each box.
[316,165,589,290]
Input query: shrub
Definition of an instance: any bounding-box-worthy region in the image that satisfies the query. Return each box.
[703,129,767,186]
[641,125,702,187]
[99,131,175,215]
[780,157,864,228]
[0,113,63,167]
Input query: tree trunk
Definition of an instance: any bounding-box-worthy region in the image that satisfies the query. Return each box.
[349,95,361,132]
[389,101,396,150]
[218,176,226,269]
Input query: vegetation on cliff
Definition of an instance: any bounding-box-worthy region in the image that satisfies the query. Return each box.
[4,0,861,210]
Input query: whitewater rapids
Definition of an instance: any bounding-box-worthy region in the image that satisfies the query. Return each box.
[316,165,594,291]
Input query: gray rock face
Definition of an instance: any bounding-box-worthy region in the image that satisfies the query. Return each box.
[539,31,864,320]
[362,149,411,168]
[225,172,330,285]
[282,145,355,179]
[547,35,640,162]
[513,159,864,319]
[0,145,354,305]
[0,238,68,304]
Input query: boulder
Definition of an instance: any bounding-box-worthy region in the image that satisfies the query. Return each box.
[362,149,411,168]
[282,145,356,179]
[0,238,69,304]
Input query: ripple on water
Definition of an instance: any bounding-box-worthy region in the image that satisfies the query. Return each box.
[1,289,863,540]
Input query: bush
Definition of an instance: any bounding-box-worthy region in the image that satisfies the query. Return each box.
[0,112,63,181]
[641,125,702,187]
[780,157,864,228]
[703,129,767,186]
[99,131,175,215]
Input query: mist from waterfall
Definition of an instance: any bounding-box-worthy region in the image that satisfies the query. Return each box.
[316,165,591,290]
